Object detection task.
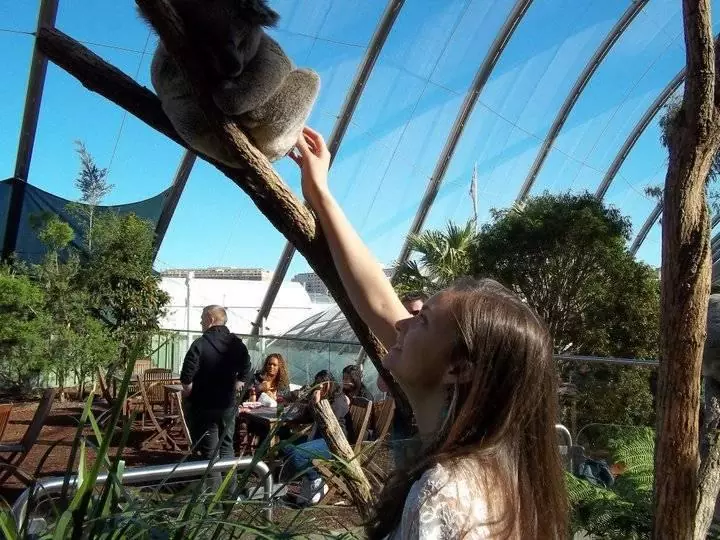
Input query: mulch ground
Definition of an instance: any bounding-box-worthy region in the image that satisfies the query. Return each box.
[0,398,187,504]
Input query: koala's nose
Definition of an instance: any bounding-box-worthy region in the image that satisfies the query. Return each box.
[217,46,244,78]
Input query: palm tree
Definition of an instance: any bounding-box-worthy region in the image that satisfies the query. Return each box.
[394,220,478,294]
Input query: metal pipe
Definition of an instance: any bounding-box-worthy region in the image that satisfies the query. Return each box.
[554,354,657,367]
[595,69,685,199]
[250,0,406,338]
[516,0,648,202]
[12,457,273,530]
[395,0,534,269]
[555,424,573,448]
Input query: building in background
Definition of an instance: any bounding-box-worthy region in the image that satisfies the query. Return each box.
[159,267,324,336]
[291,268,393,302]
[161,267,272,281]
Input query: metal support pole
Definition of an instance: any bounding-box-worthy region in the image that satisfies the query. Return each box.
[595,69,685,199]
[2,0,59,260]
[153,150,196,259]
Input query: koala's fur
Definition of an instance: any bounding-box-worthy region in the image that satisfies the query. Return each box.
[145,0,319,164]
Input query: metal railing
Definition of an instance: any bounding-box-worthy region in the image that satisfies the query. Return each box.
[12,457,273,533]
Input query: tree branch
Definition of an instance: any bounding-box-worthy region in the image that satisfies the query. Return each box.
[35,26,414,423]
[682,0,717,141]
[313,400,375,520]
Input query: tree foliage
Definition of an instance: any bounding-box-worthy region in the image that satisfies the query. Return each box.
[394,220,478,295]
[81,210,169,365]
[567,428,654,539]
[0,142,165,397]
[0,266,49,393]
[395,193,660,429]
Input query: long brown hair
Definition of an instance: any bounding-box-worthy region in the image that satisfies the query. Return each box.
[262,353,290,391]
[367,278,567,538]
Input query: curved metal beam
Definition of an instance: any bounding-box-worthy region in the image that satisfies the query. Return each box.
[250,0,406,337]
[152,150,196,260]
[595,69,685,199]
[634,208,720,259]
[395,0,534,268]
[629,200,661,255]
[516,0,648,202]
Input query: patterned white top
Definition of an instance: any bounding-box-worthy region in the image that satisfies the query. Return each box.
[389,460,500,539]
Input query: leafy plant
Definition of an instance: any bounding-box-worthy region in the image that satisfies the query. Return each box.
[568,428,654,539]
[0,265,49,394]
[0,360,364,539]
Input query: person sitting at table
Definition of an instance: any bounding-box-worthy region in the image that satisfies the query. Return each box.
[282,370,354,506]
[249,353,290,403]
[342,364,374,401]
[180,305,251,491]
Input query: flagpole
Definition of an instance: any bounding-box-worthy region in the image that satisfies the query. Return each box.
[470,162,478,229]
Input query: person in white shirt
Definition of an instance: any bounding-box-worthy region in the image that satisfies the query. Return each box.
[290,127,568,539]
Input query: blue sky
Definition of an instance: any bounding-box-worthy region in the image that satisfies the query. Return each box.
[1,0,713,287]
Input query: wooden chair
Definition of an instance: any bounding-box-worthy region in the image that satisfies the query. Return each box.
[0,388,56,484]
[133,357,152,376]
[369,398,395,442]
[313,397,373,502]
[0,403,13,441]
[143,368,174,412]
[143,390,189,453]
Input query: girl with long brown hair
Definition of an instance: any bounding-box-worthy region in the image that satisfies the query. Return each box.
[290,127,567,538]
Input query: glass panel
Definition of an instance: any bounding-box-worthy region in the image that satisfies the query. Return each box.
[421,0,624,235]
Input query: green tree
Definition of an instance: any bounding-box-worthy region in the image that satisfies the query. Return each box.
[473,193,659,429]
[0,265,49,393]
[394,220,478,295]
[33,217,118,399]
[68,141,114,253]
[81,211,169,367]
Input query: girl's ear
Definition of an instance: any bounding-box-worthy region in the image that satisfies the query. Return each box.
[441,361,473,385]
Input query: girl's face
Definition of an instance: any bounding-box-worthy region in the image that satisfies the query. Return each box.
[342,372,354,390]
[383,291,459,391]
[265,357,279,378]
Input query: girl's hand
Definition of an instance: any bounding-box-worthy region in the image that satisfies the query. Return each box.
[289,126,331,207]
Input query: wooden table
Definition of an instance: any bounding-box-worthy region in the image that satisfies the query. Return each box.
[110,372,182,451]
[239,404,311,448]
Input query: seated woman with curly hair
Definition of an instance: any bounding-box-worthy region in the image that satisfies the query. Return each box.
[250,353,290,405]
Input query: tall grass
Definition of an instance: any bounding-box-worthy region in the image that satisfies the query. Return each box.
[0,356,366,539]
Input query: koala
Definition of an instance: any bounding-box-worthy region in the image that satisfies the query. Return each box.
[145,0,320,164]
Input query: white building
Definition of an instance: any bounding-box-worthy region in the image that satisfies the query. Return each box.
[159,275,325,336]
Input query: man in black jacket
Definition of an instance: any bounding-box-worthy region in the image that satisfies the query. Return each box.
[181,305,251,480]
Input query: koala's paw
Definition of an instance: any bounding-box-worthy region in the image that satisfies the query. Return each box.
[244,68,320,161]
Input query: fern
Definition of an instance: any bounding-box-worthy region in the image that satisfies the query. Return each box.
[568,428,654,539]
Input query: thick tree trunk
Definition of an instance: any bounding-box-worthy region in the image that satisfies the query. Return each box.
[654,0,720,537]
[36,25,413,426]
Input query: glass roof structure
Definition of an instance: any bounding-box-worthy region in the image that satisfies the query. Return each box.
[3,0,720,325]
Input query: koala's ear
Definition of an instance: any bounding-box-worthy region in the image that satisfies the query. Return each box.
[240,0,280,27]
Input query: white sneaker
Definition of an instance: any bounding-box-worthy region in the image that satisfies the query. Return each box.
[299,477,328,505]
